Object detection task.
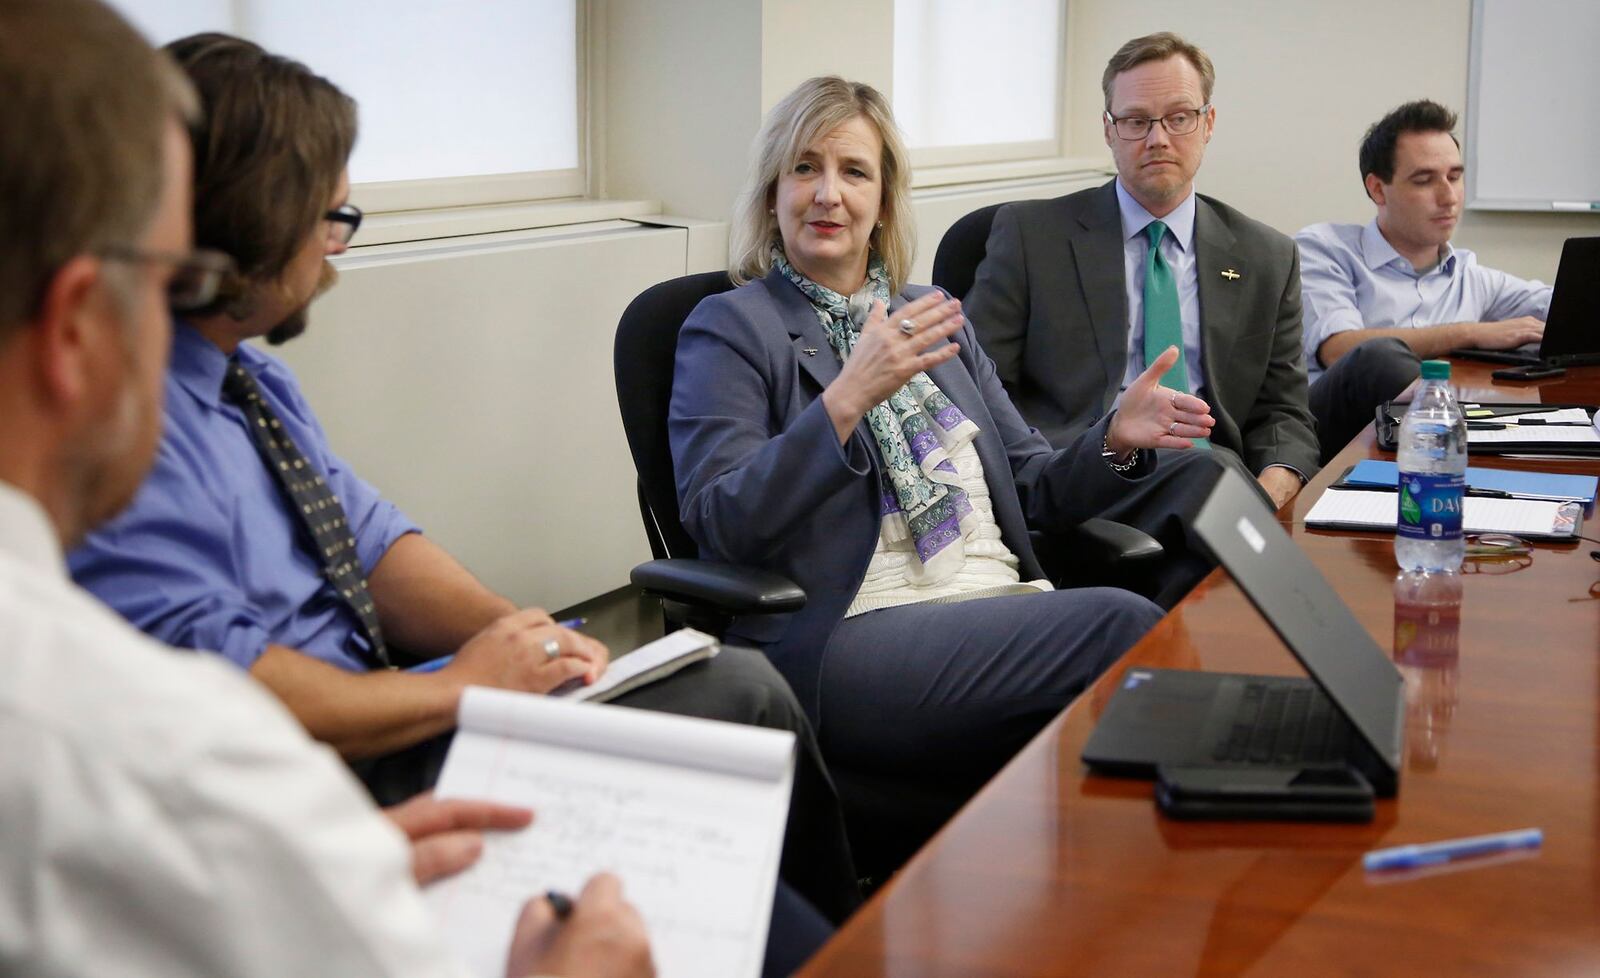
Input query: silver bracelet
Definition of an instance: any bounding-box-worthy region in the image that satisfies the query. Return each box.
[1101,432,1140,473]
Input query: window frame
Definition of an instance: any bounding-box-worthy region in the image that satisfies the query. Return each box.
[898,0,1070,172]
[356,0,590,214]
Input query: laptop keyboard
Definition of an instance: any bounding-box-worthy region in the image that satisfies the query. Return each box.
[1212,682,1351,765]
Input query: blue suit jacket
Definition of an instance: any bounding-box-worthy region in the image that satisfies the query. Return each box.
[669,268,1151,723]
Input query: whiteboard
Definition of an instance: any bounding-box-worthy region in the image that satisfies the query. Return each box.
[1466,0,1600,213]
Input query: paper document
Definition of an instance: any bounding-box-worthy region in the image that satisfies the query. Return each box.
[1305,488,1580,538]
[1504,408,1593,424]
[560,627,719,703]
[1471,425,1600,446]
[427,689,795,978]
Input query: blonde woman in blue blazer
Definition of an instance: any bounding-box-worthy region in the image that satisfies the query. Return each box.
[670,77,1222,785]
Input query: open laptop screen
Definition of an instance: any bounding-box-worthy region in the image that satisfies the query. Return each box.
[1540,236,1600,365]
[1193,469,1405,773]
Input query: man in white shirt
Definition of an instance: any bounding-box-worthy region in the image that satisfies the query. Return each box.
[0,1,650,975]
[1296,100,1552,460]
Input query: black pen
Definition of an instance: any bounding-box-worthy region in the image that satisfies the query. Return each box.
[546,889,575,921]
[1469,419,1589,429]
[1336,484,1514,499]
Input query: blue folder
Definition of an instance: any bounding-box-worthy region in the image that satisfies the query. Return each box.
[1342,459,1597,503]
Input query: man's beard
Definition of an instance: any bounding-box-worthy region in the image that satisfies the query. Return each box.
[265,305,308,346]
[265,260,340,346]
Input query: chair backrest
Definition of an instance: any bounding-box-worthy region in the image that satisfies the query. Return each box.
[930,201,1024,301]
[614,270,736,561]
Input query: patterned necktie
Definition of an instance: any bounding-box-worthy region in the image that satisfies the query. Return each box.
[221,361,391,668]
[1141,220,1189,392]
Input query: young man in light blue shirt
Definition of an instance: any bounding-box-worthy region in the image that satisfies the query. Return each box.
[1296,100,1551,461]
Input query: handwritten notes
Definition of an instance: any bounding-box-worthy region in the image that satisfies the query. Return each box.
[427,690,794,978]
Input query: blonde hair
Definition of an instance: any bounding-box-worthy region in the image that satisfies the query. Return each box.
[1101,32,1215,110]
[729,76,916,295]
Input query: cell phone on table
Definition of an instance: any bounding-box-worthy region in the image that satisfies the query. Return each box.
[1154,764,1375,822]
[1492,364,1567,381]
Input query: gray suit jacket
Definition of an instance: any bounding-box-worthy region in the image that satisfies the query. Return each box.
[668,268,1149,722]
[965,180,1321,478]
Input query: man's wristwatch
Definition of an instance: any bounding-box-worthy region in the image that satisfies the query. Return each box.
[1101,432,1140,473]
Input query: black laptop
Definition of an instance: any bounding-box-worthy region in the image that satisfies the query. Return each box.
[1452,236,1600,368]
[1081,467,1406,797]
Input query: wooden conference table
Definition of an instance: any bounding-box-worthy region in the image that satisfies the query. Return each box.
[801,362,1600,977]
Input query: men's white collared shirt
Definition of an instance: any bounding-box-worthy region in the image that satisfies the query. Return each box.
[0,481,469,977]
[1295,219,1551,381]
[1114,179,1205,396]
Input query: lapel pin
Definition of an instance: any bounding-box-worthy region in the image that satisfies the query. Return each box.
[1220,268,1241,281]
[802,347,819,356]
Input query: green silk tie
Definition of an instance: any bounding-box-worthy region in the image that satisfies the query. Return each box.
[1141,220,1210,449]
[1141,220,1188,392]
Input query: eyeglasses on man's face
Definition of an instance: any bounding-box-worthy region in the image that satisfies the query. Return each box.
[1104,104,1210,141]
[98,245,237,313]
[326,203,363,246]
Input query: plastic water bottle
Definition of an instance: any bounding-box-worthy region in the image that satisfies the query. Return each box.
[1395,360,1466,572]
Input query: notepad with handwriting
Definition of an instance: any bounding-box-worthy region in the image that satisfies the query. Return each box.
[1305,488,1582,539]
[426,689,795,978]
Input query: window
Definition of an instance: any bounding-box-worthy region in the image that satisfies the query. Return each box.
[892,0,1064,167]
[111,0,583,211]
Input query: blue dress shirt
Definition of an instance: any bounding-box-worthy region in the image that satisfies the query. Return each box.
[1114,180,1204,397]
[1295,220,1551,380]
[69,322,419,673]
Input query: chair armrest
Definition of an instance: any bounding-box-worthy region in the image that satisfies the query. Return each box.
[1069,518,1164,566]
[630,558,806,615]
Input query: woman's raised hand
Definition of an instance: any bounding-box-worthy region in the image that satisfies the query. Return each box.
[820,292,963,443]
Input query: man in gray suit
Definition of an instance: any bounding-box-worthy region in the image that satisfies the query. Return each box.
[967,32,1319,510]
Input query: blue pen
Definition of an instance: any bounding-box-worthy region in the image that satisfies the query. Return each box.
[409,616,588,673]
[1363,828,1542,872]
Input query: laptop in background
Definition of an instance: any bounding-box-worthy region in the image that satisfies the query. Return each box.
[1452,236,1600,368]
[1081,467,1406,797]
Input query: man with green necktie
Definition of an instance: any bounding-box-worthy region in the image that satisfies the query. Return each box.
[966,31,1319,512]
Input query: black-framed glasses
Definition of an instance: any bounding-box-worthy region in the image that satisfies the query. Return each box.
[1104,104,1211,141]
[98,245,236,313]
[326,203,363,246]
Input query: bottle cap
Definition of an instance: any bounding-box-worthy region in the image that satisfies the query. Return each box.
[1420,360,1451,380]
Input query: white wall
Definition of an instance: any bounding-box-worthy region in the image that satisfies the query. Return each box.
[273,222,691,611]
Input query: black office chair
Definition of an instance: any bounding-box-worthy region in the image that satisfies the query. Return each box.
[614,271,981,888]
[612,271,805,630]
[930,201,1011,302]
[932,201,1166,587]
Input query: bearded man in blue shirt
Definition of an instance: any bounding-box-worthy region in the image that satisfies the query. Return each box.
[1296,100,1551,461]
[67,32,857,937]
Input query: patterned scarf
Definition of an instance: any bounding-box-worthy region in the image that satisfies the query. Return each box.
[774,249,981,583]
